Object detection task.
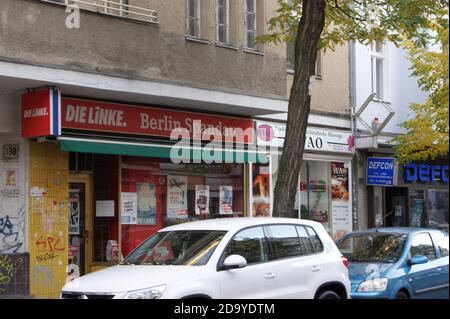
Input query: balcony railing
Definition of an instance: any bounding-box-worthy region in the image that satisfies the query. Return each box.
[44,0,158,24]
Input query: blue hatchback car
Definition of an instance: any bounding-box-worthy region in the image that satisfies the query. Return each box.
[336,228,449,299]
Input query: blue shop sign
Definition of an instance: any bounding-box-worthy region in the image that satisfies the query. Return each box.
[367,157,395,186]
[404,163,449,184]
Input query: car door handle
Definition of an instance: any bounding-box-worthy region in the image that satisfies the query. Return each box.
[265,272,276,280]
[311,265,321,272]
[437,267,442,271]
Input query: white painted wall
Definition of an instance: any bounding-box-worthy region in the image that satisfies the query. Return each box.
[354,42,428,135]
[0,93,27,254]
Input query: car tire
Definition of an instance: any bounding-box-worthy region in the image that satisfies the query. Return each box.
[317,290,341,299]
[395,291,409,299]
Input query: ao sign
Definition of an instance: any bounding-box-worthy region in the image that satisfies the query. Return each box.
[404,163,449,184]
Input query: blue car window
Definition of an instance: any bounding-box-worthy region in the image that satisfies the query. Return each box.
[431,232,449,258]
[410,233,437,260]
[337,233,407,263]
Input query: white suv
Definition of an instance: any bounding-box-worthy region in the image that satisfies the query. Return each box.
[61,217,350,299]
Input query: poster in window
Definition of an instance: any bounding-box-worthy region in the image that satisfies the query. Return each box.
[252,164,270,217]
[219,186,233,215]
[409,190,424,227]
[137,183,157,225]
[167,175,188,219]
[69,190,80,235]
[330,162,352,241]
[410,198,424,227]
[195,185,210,215]
[121,192,138,225]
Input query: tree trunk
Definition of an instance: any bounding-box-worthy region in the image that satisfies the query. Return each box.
[272,0,326,218]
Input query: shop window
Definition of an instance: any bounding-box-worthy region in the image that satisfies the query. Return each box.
[69,152,93,172]
[427,190,449,231]
[409,190,425,227]
[252,163,271,217]
[299,161,352,239]
[93,154,119,263]
[300,161,331,232]
[120,156,245,257]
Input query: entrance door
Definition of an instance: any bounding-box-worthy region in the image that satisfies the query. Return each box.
[68,175,93,276]
[385,187,408,227]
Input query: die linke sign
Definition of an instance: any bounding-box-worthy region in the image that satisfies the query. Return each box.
[21,88,61,138]
[22,95,254,143]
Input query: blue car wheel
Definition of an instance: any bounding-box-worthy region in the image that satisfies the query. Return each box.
[395,291,409,299]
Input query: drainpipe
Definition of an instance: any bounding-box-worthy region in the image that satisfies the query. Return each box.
[349,40,359,231]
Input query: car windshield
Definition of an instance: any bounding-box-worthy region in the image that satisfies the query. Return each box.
[337,233,407,263]
[122,230,226,266]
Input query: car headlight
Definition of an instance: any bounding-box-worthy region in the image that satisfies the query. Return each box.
[123,285,166,299]
[357,278,388,292]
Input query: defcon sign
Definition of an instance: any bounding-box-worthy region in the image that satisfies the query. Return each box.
[404,163,449,184]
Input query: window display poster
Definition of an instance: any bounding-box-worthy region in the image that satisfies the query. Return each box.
[96,200,115,217]
[219,186,233,215]
[167,175,188,219]
[195,185,210,215]
[252,164,270,217]
[69,190,80,235]
[409,190,424,227]
[121,192,138,224]
[330,162,352,240]
[137,183,157,225]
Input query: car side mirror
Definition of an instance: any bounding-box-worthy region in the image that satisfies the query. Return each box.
[221,255,247,270]
[409,255,428,265]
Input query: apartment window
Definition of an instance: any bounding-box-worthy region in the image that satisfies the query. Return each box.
[105,0,129,17]
[186,0,201,38]
[286,37,296,70]
[245,0,257,49]
[46,0,67,3]
[371,41,385,100]
[315,50,323,78]
[216,0,229,43]
[286,38,323,78]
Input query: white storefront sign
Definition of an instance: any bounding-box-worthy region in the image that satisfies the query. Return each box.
[255,121,354,154]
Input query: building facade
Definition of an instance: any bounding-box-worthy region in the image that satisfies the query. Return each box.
[0,0,288,298]
[1,0,356,299]
[0,0,350,298]
[351,40,449,231]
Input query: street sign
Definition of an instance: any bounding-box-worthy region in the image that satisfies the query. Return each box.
[367,157,395,186]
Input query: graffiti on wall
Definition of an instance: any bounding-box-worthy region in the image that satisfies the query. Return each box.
[1,140,26,255]
[33,265,56,289]
[0,254,30,295]
[0,211,24,254]
[35,235,65,254]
